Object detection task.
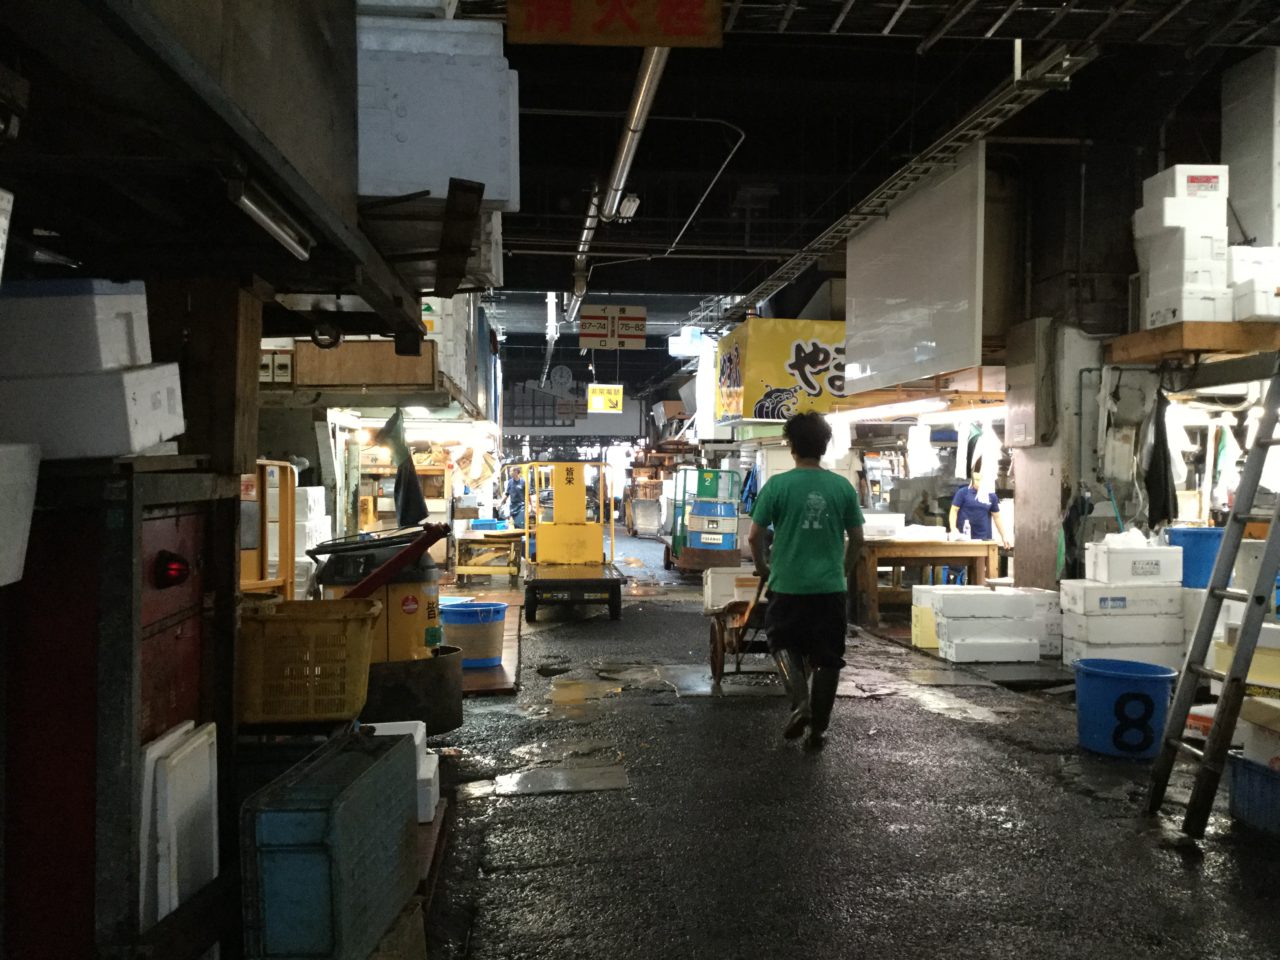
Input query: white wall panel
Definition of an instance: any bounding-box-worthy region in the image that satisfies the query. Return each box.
[845,143,985,394]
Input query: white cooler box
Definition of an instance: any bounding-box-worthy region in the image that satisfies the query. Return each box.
[1060,580,1183,616]
[1062,611,1184,647]
[1240,697,1280,771]
[936,615,1044,645]
[1234,277,1280,321]
[0,279,151,377]
[1084,543,1182,584]
[295,486,328,521]
[0,363,184,460]
[702,567,756,613]
[366,720,441,822]
[930,588,1035,620]
[1062,637,1185,671]
[940,636,1040,664]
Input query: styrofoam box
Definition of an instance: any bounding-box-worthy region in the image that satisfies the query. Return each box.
[1240,697,1280,770]
[1234,277,1280,321]
[1040,630,1063,659]
[1062,637,1185,671]
[931,588,1035,620]
[0,363,184,460]
[910,584,976,606]
[1136,229,1228,270]
[1134,198,1228,240]
[1084,544,1182,584]
[1142,165,1229,206]
[862,512,905,537]
[296,486,328,521]
[1060,580,1183,616]
[1144,288,1233,328]
[702,566,750,613]
[940,636,1040,664]
[936,615,1044,644]
[1148,258,1229,291]
[1227,246,1280,285]
[1062,611,1183,647]
[295,517,332,552]
[0,444,38,586]
[1224,621,1280,650]
[0,279,151,377]
[1017,587,1061,617]
[1181,587,1242,640]
[417,753,440,823]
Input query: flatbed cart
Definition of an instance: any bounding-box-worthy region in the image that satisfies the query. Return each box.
[707,581,769,696]
[662,466,744,575]
[522,460,624,623]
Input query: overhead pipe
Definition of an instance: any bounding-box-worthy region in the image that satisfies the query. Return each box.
[564,47,670,325]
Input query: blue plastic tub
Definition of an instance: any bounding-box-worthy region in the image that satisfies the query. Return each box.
[439,595,474,606]
[1228,752,1280,835]
[690,500,737,519]
[1073,658,1178,760]
[440,601,509,668]
[1166,526,1225,588]
[470,519,509,531]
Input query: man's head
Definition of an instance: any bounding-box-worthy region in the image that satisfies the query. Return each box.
[784,411,832,461]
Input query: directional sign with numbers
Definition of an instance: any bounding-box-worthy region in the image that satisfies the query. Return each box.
[587,383,625,414]
[578,305,646,351]
[509,0,722,48]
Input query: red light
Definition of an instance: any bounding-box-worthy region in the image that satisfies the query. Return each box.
[154,550,190,588]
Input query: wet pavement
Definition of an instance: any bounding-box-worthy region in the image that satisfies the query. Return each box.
[427,542,1280,960]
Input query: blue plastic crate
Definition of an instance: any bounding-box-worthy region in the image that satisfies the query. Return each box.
[242,732,419,960]
[1228,751,1280,836]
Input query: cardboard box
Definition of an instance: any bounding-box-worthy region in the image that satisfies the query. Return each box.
[0,279,151,377]
[1240,697,1280,771]
[1084,543,1182,584]
[1233,277,1280,321]
[0,363,184,460]
[295,486,327,520]
[1144,287,1233,328]
[1142,165,1229,206]
[651,400,688,427]
[930,588,1035,620]
[1134,198,1228,239]
[1063,637,1185,671]
[939,636,1040,664]
[1060,580,1183,616]
[911,604,939,650]
[1062,611,1184,647]
[936,614,1044,644]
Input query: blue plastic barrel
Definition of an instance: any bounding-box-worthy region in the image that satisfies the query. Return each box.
[1165,526,1225,588]
[440,601,509,668]
[1073,658,1178,760]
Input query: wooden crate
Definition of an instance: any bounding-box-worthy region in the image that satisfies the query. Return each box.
[294,339,438,388]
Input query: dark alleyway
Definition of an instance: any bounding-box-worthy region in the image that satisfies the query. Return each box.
[427,557,1280,960]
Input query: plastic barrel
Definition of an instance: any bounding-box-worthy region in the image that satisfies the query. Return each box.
[1165,527,1225,588]
[1073,658,1178,760]
[440,601,508,668]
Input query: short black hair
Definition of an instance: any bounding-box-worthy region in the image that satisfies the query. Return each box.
[784,411,831,459]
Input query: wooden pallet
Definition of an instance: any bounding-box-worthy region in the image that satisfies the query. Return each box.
[1105,321,1280,365]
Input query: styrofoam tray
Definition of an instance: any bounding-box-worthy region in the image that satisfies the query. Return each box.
[155,722,219,921]
[138,721,195,930]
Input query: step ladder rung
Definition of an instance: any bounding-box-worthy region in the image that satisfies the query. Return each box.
[1233,512,1273,524]
[1169,739,1206,760]
[1211,588,1251,604]
[1190,664,1226,682]
[1258,436,1280,447]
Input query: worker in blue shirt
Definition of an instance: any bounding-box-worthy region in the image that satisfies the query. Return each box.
[949,460,1010,547]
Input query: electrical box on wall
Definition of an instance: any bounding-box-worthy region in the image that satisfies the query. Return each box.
[1006,317,1054,447]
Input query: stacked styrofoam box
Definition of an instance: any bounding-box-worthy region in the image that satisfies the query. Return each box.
[1084,541,1183,584]
[1181,587,1245,648]
[294,485,332,556]
[862,512,905,539]
[366,720,441,822]
[909,584,972,650]
[0,280,185,459]
[930,587,1041,663]
[702,567,756,613]
[1017,587,1062,658]
[1133,166,1232,329]
[1234,277,1280,321]
[1060,579,1185,670]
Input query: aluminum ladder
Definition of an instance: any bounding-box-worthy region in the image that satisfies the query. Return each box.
[1147,359,1280,837]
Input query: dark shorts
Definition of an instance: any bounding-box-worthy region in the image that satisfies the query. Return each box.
[764,591,847,669]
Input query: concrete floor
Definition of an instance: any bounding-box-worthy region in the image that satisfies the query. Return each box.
[427,537,1280,960]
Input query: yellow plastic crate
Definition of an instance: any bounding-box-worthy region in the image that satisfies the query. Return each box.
[912,605,939,650]
[239,599,383,723]
[1213,641,1280,691]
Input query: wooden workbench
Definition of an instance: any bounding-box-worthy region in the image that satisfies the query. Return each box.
[855,538,1000,628]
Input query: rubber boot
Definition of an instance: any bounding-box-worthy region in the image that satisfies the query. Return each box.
[806,667,841,747]
[773,649,811,739]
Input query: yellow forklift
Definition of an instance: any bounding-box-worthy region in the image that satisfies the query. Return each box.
[522,461,624,623]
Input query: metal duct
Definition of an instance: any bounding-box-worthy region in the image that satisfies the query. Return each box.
[564,46,669,326]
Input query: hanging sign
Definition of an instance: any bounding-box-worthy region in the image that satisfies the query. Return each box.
[508,0,723,48]
[587,383,625,414]
[579,305,646,351]
[715,318,850,422]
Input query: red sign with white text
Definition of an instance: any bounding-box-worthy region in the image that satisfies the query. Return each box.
[508,0,723,47]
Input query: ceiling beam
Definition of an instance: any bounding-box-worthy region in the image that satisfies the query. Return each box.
[778,0,799,32]
[1035,0,1077,41]
[1085,0,1140,43]
[724,0,743,32]
[1138,0,1193,42]
[882,0,912,36]
[985,0,1021,38]
[830,0,858,34]
[1187,0,1263,57]
[918,0,982,54]
[1240,9,1280,45]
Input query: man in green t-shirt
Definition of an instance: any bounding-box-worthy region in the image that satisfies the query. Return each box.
[748,412,865,746]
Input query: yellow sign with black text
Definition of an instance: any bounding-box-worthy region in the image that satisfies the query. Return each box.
[715,318,849,422]
[587,383,624,414]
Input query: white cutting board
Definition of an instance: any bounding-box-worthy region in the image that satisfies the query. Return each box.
[138,721,194,930]
[155,722,219,922]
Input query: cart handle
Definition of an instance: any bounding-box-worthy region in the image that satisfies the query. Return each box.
[330,523,452,600]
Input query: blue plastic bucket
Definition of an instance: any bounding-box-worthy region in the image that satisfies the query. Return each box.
[1073,658,1178,760]
[1165,527,1225,588]
[440,601,508,668]
[1228,752,1280,835]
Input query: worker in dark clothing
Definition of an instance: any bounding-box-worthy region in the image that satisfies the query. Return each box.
[948,459,1010,547]
[502,470,527,529]
[748,412,865,747]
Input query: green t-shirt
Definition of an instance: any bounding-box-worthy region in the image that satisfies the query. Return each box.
[750,468,864,595]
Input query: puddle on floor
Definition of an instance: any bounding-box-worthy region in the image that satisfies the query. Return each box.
[900,686,1003,724]
[619,557,646,567]
[594,663,669,690]
[903,668,998,688]
[1058,754,1149,803]
[510,738,618,766]
[457,764,630,799]
[548,677,623,704]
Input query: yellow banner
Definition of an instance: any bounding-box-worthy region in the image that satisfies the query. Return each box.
[715,318,848,422]
[587,383,624,414]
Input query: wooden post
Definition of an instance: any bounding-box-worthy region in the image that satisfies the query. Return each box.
[147,278,264,476]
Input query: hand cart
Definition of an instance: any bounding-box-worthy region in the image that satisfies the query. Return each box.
[707,582,769,696]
